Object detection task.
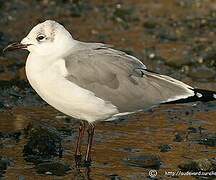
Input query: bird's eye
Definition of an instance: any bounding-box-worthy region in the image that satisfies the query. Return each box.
[36,35,45,41]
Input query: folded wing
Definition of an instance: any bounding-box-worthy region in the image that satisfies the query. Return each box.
[64,43,194,113]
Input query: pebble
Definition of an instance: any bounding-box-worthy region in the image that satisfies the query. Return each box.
[36,161,71,176]
[199,134,216,147]
[123,155,161,169]
[173,133,183,142]
[0,156,13,177]
[159,144,172,152]
[149,53,156,59]
[23,124,63,163]
[189,66,216,81]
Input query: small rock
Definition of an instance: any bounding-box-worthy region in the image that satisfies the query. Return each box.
[143,20,158,29]
[123,155,161,169]
[23,124,63,163]
[157,29,178,42]
[159,144,172,152]
[149,53,156,59]
[164,57,191,68]
[108,174,122,180]
[188,66,216,81]
[120,147,140,153]
[187,127,197,133]
[0,131,21,141]
[0,79,44,108]
[0,156,13,177]
[199,134,216,147]
[18,175,25,180]
[36,161,71,176]
[173,133,183,142]
[45,171,52,175]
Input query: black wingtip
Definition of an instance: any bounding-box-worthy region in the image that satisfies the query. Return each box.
[163,88,216,104]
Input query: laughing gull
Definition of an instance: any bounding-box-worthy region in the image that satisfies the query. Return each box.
[4,20,216,164]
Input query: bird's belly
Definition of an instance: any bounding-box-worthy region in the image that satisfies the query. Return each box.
[26,68,118,122]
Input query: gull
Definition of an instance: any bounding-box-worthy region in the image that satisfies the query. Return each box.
[4,20,216,164]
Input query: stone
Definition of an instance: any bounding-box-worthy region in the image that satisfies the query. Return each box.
[188,66,216,81]
[159,144,172,152]
[36,161,71,176]
[124,155,161,169]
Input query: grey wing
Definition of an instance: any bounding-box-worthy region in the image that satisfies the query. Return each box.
[64,43,194,113]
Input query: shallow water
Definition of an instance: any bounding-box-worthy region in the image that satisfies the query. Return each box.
[0,0,216,179]
[0,102,216,179]
[1,86,216,179]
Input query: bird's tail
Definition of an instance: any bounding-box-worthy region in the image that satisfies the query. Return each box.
[143,70,216,105]
[163,88,216,104]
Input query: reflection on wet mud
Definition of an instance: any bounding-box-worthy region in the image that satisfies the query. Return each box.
[0,102,216,179]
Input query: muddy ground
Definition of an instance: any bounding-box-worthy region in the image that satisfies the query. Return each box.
[0,0,216,179]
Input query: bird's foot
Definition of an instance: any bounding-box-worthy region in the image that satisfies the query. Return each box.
[74,154,82,167]
[74,155,92,167]
[83,159,92,167]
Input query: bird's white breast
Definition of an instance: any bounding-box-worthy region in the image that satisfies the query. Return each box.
[25,54,118,122]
